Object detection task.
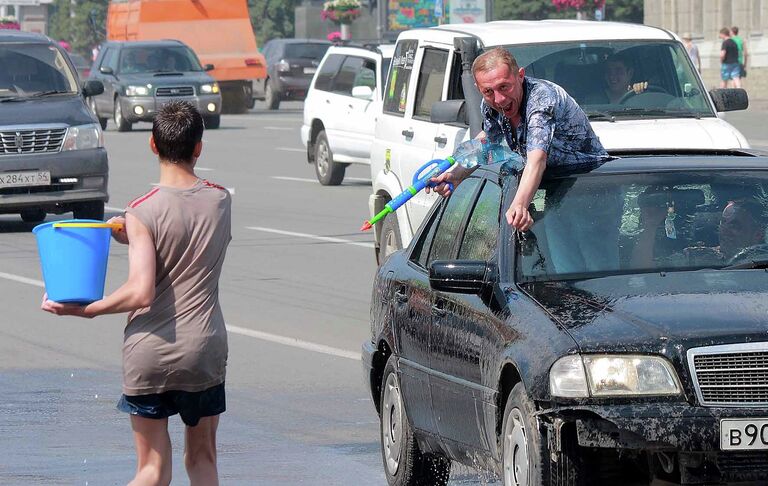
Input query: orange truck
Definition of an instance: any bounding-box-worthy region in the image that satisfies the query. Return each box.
[107,0,266,113]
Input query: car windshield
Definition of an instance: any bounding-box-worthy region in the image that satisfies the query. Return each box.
[518,169,768,281]
[0,43,78,97]
[118,46,203,74]
[503,40,713,119]
[284,43,329,60]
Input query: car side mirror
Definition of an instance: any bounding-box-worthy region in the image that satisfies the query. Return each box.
[352,85,373,100]
[710,88,748,112]
[429,260,495,294]
[204,63,215,71]
[430,99,468,125]
[99,66,114,75]
[82,80,104,97]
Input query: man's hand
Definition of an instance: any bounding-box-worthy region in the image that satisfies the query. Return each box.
[108,216,128,244]
[426,170,461,197]
[628,81,648,94]
[506,202,533,231]
[40,293,92,318]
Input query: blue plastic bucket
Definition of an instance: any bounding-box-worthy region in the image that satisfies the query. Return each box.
[33,219,112,304]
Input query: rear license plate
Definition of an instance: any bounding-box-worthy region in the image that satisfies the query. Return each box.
[721,419,768,450]
[0,171,50,188]
[303,67,316,74]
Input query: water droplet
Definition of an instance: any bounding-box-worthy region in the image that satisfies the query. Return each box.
[70,373,74,378]
[94,394,98,399]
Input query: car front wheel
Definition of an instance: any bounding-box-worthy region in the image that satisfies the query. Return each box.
[313,130,345,185]
[204,115,221,129]
[265,79,280,110]
[73,201,105,221]
[378,211,402,264]
[501,383,584,486]
[380,356,450,486]
[89,97,107,130]
[114,98,132,132]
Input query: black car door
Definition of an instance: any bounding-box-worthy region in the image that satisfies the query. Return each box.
[395,177,481,435]
[429,177,505,449]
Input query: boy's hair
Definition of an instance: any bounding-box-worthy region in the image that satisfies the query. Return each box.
[731,26,740,35]
[720,27,731,36]
[472,47,519,78]
[152,101,204,164]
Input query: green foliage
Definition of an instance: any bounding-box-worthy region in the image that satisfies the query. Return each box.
[248,0,300,46]
[493,0,642,23]
[48,0,108,58]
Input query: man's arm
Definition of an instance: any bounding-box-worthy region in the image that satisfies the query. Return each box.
[506,149,546,231]
[41,212,156,317]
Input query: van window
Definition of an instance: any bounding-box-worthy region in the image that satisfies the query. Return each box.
[333,56,376,96]
[384,39,418,116]
[0,43,78,95]
[413,48,448,120]
[315,54,344,92]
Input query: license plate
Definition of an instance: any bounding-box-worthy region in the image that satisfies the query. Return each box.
[0,171,50,188]
[303,67,316,74]
[721,418,768,450]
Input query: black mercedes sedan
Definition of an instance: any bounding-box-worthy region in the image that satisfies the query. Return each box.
[363,153,768,486]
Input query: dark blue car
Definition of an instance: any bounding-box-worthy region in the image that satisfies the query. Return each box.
[364,153,768,486]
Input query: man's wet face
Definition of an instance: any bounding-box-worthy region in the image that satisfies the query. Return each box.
[475,64,524,120]
[719,202,764,259]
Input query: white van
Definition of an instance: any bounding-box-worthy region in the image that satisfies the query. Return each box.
[369,20,750,261]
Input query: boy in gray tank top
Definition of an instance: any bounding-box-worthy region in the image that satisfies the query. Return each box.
[42,101,231,485]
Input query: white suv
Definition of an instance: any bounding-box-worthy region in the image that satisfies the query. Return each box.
[301,44,394,185]
[369,20,750,261]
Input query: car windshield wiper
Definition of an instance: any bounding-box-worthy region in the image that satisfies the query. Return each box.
[586,111,615,122]
[0,90,73,102]
[609,108,704,119]
[153,71,184,76]
[721,259,768,270]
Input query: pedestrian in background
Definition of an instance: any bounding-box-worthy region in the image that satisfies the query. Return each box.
[681,32,701,72]
[731,26,748,81]
[719,27,741,88]
[42,101,232,486]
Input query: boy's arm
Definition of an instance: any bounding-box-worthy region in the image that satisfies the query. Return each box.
[506,149,546,231]
[42,213,156,317]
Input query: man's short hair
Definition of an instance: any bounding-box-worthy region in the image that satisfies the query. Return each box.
[152,101,204,164]
[731,26,740,35]
[472,47,519,78]
[726,199,768,227]
[720,27,731,36]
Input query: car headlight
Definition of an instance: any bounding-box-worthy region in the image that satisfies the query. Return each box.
[125,85,150,96]
[200,83,220,94]
[62,124,104,151]
[277,59,290,72]
[550,354,681,398]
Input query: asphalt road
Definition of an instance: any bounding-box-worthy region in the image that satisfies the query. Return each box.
[0,101,765,485]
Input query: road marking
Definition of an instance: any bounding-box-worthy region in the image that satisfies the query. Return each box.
[271,176,371,184]
[246,226,374,248]
[226,325,359,360]
[106,206,125,213]
[197,167,215,172]
[264,126,294,131]
[275,147,305,153]
[0,271,359,361]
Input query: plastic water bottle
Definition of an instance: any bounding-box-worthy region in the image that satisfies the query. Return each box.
[451,138,521,169]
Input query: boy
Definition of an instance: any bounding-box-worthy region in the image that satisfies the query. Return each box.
[42,101,231,486]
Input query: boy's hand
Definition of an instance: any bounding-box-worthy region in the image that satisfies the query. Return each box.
[108,216,128,244]
[506,202,534,231]
[40,293,92,318]
[426,171,461,197]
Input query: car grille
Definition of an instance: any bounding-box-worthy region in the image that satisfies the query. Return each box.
[155,86,194,97]
[0,128,67,155]
[688,343,768,406]
[0,181,75,195]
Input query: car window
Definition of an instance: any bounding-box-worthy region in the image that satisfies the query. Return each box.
[410,203,442,269]
[380,56,392,91]
[413,48,448,120]
[0,43,78,95]
[383,39,417,116]
[100,48,116,71]
[353,60,377,91]
[315,54,344,91]
[458,181,502,260]
[285,43,329,60]
[428,178,481,264]
[333,56,367,95]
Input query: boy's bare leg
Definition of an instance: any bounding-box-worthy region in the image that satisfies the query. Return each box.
[184,415,220,486]
[128,416,172,486]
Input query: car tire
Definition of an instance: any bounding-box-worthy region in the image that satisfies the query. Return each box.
[380,356,451,486]
[20,209,46,224]
[265,79,280,110]
[114,98,132,132]
[89,97,107,130]
[501,383,585,486]
[314,131,345,186]
[73,201,105,221]
[378,211,402,264]
[204,115,221,129]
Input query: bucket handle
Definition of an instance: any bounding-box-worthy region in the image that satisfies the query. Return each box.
[53,222,124,229]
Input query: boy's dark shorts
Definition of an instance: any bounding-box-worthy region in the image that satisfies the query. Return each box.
[117,382,225,427]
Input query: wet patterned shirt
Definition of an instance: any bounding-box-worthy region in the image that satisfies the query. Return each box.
[482,77,610,174]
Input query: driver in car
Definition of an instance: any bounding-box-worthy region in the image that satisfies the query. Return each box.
[584,53,649,104]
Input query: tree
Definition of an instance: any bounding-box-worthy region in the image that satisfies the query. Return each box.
[248,0,300,46]
[48,0,108,58]
[494,0,642,23]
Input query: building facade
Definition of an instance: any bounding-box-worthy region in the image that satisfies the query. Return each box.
[0,0,53,35]
[645,0,768,99]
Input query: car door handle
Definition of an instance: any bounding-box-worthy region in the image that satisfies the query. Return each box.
[325,99,331,104]
[434,135,447,145]
[401,129,414,138]
[432,301,446,317]
[395,287,408,303]
[348,104,354,110]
